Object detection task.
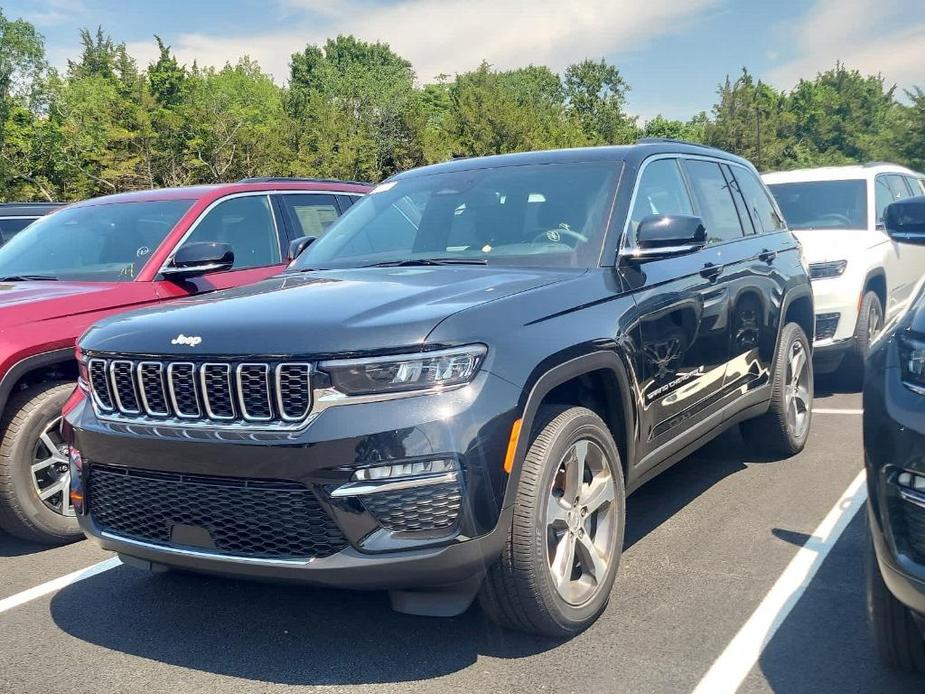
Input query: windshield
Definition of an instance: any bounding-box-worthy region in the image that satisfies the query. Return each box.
[292,162,621,270]
[766,180,867,230]
[0,199,193,282]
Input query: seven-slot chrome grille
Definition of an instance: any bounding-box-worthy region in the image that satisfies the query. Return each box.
[87,356,313,428]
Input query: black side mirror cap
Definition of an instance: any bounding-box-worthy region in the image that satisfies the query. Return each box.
[162,241,235,279]
[288,235,317,261]
[884,196,925,244]
[621,214,707,262]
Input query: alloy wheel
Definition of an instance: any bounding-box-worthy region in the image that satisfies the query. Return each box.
[30,416,74,517]
[784,341,811,440]
[545,439,617,606]
[867,302,883,345]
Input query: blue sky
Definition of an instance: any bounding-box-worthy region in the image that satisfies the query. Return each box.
[9,0,925,121]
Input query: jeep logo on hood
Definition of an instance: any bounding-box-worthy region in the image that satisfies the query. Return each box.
[170,334,202,347]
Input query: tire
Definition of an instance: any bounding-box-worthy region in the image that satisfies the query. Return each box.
[846,291,884,389]
[0,381,83,544]
[741,322,813,457]
[868,536,925,671]
[479,405,625,637]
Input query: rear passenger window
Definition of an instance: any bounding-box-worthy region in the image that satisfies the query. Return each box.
[733,167,786,233]
[684,160,744,244]
[629,158,693,238]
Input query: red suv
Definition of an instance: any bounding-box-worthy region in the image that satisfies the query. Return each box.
[0,178,369,544]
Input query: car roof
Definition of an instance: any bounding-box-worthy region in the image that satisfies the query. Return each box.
[0,202,65,217]
[762,163,924,184]
[68,180,372,208]
[389,142,756,181]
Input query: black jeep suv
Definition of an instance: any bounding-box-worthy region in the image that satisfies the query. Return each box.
[65,141,815,637]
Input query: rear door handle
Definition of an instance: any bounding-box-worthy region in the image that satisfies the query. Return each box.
[758,249,777,263]
[700,262,723,281]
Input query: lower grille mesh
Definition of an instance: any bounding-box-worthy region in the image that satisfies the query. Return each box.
[88,464,347,560]
[361,483,462,532]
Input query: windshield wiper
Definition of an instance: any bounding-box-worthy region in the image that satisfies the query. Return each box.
[363,258,489,268]
[0,274,60,281]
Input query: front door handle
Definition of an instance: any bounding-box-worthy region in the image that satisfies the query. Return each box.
[700,262,723,281]
[758,249,777,263]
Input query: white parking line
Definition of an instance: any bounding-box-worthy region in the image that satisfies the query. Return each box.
[813,408,863,415]
[0,556,122,615]
[691,469,868,694]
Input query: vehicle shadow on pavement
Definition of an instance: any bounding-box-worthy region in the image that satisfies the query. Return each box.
[0,533,60,557]
[49,566,560,685]
[755,512,925,692]
[624,425,780,549]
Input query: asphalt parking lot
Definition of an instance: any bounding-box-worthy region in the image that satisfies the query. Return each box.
[1,379,924,694]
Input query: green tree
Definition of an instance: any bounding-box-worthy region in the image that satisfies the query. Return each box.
[445,62,585,157]
[182,58,288,181]
[288,35,425,180]
[704,69,792,170]
[785,63,897,165]
[642,113,708,142]
[563,59,637,144]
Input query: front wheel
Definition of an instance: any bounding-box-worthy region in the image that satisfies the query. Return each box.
[846,291,884,389]
[0,381,83,544]
[741,322,813,457]
[479,406,625,637]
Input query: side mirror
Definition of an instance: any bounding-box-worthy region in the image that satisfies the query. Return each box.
[162,242,234,279]
[884,197,925,244]
[287,235,317,261]
[622,214,707,262]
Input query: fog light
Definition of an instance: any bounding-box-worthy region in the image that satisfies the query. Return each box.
[353,459,457,481]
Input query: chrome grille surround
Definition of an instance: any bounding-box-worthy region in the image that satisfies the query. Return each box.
[86,355,314,430]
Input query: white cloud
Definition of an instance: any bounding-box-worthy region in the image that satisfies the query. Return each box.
[127,0,720,83]
[768,0,925,91]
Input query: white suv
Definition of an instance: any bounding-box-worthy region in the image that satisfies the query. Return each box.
[763,164,925,383]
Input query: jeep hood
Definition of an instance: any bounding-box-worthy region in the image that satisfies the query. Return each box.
[80,266,578,357]
[0,280,140,330]
[792,229,879,263]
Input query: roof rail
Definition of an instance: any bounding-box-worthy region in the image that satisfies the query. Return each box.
[0,201,63,207]
[238,176,372,187]
[635,137,717,150]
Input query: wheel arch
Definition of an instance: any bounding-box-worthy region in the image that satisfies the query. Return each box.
[863,268,887,310]
[502,349,637,509]
[0,349,75,416]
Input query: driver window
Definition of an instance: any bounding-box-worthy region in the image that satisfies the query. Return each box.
[629,159,693,239]
[875,177,894,223]
[179,195,280,270]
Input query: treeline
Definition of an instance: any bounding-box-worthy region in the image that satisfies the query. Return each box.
[0,10,923,202]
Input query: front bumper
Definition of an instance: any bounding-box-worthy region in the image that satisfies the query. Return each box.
[864,337,925,615]
[66,370,523,588]
[809,275,860,346]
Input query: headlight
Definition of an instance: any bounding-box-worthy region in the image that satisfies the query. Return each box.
[898,333,925,395]
[809,260,847,279]
[75,345,90,393]
[319,345,486,396]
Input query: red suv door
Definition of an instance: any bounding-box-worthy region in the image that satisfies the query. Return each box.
[153,192,289,299]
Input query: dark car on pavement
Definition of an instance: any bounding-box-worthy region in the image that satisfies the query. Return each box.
[0,178,369,545]
[864,195,925,670]
[65,141,815,637]
[0,202,64,247]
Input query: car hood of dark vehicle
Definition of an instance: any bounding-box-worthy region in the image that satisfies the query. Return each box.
[79,266,578,357]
